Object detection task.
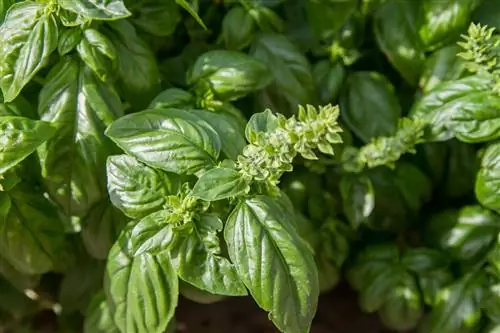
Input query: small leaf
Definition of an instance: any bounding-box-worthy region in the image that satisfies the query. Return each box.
[339,175,375,230]
[192,168,249,201]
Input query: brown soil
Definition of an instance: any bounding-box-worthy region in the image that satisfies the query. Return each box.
[175,281,401,333]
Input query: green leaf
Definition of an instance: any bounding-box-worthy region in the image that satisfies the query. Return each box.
[0,184,66,275]
[0,0,14,23]
[340,71,401,142]
[102,20,160,109]
[148,88,194,110]
[409,75,494,142]
[131,0,181,37]
[0,255,40,292]
[426,271,486,333]
[476,142,500,213]
[339,175,375,230]
[312,60,346,105]
[76,28,117,82]
[251,33,315,112]
[107,154,181,219]
[81,201,127,260]
[418,0,475,50]
[192,167,249,201]
[306,0,357,41]
[222,6,255,50]
[419,45,465,92]
[84,292,119,333]
[57,0,131,21]
[0,2,58,102]
[225,196,319,333]
[373,0,425,85]
[175,0,206,30]
[245,109,279,143]
[0,117,56,174]
[105,108,221,175]
[58,28,83,56]
[426,206,500,263]
[37,56,123,217]
[105,214,178,333]
[188,50,272,101]
[169,214,247,296]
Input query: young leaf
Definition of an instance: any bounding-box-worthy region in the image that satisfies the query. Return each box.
[105,213,178,333]
[105,108,221,175]
[191,167,249,201]
[37,56,123,217]
[225,196,319,333]
[374,0,425,85]
[107,155,181,219]
[340,72,401,142]
[339,175,375,230]
[0,117,56,174]
[76,28,117,82]
[57,0,131,21]
[169,214,248,296]
[0,2,58,102]
[476,142,500,213]
[102,20,160,109]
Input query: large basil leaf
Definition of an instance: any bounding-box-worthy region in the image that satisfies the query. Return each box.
[426,206,500,263]
[107,155,181,219]
[0,117,55,174]
[188,50,272,101]
[102,20,160,109]
[225,196,319,333]
[105,213,178,333]
[476,142,500,213]
[340,71,401,142]
[419,45,465,92]
[0,2,58,102]
[169,214,247,296]
[130,0,180,37]
[37,56,123,217]
[251,33,315,113]
[81,201,127,260]
[306,0,356,41]
[57,0,131,21]
[418,0,475,50]
[339,174,375,230]
[76,28,117,83]
[409,75,494,142]
[105,108,221,175]
[374,0,425,85]
[84,292,119,333]
[426,271,487,333]
[0,184,66,275]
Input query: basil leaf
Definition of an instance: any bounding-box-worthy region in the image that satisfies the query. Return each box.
[426,206,500,263]
[107,155,181,219]
[340,71,401,142]
[105,108,221,175]
[102,20,160,109]
[148,88,194,109]
[312,60,346,105]
[192,167,249,201]
[175,0,206,30]
[251,33,315,112]
[374,0,425,85]
[58,28,83,56]
[188,50,273,101]
[76,28,117,82]
[0,2,58,102]
[105,214,178,333]
[306,0,356,41]
[409,75,494,142]
[37,56,123,217]
[426,271,486,333]
[476,142,500,213]
[418,0,475,50]
[169,214,247,296]
[81,201,127,260]
[245,109,279,143]
[57,0,131,21]
[0,255,40,292]
[339,175,375,230]
[419,45,465,92]
[225,196,319,333]
[0,117,55,174]
[84,292,119,333]
[131,0,181,37]
[0,0,14,23]
[0,184,66,275]
[179,280,225,304]
[222,6,255,50]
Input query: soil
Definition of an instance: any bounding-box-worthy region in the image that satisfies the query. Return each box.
[175,281,401,333]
